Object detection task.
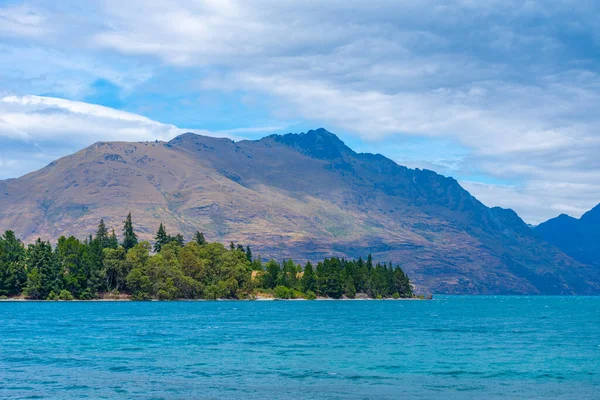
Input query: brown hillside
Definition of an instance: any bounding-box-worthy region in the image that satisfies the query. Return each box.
[0,129,598,294]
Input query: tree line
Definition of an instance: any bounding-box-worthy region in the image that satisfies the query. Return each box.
[0,214,413,300]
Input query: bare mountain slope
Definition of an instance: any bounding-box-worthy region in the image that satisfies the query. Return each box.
[0,129,598,294]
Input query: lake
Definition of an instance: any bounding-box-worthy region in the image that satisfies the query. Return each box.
[1,296,598,399]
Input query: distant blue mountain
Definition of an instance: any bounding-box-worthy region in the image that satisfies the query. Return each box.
[536,204,600,266]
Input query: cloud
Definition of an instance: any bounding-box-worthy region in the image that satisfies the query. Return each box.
[1,0,599,222]
[0,94,284,178]
[0,94,193,143]
[0,94,227,179]
[0,4,47,38]
[462,180,600,224]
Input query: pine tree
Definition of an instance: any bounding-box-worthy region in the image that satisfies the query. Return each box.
[261,260,280,289]
[245,246,252,262]
[171,233,185,247]
[122,213,138,251]
[154,223,169,253]
[193,231,207,246]
[301,261,316,293]
[24,239,60,299]
[108,228,119,249]
[0,231,26,296]
[95,219,110,248]
[279,259,298,288]
[316,258,343,298]
[393,266,413,298]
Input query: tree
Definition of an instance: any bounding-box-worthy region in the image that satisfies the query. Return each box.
[393,266,413,298]
[193,231,207,246]
[24,239,60,299]
[279,259,299,288]
[108,228,119,249]
[57,236,87,298]
[0,213,413,301]
[316,258,343,298]
[171,233,185,247]
[122,213,138,251]
[154,223,169,253]
[343,276,357,298]
[0,231,26,296]
[23,268,43,299]
[126,268,152,300]
[81,236,105,297]
[103,247,129,291]
[95,219,110,248]
[301,261,316,293]
[261,260,280,289]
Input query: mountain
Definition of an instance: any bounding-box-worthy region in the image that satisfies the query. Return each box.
[535,204,600,266]
[0,128,598,294]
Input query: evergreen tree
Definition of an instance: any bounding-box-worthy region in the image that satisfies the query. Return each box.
[301,261,316,293]
[57,236,87,298]
[108,228,119,249]
[316,258,343,298]
[393,266,412,297]
[279,259,299,288]
[24,239,60,299]
[171,233,185,247]
[95,219,110,248]
[343,276,357,298]
[193,231,207,246]
[122,213,138,251]
[0,213,414,300]
[154,223,169,253]
[0,231,26,296]
[82,237,105,297]
[261,260,280,289]
[250,255,263,271]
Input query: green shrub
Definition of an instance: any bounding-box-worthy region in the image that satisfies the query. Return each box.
[57,290,75,301]
[392,292,400,299]
[46,291,58,300]
[273,285,292,299]
[79,289,96,300]
[304,290,317,300]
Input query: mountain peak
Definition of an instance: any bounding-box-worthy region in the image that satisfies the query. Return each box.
[581,202,600,223]
[269,128,352,159]
[169,132,235,148]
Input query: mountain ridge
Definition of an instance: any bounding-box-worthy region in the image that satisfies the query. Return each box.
[0,129,598,294]
[536,203,600,266]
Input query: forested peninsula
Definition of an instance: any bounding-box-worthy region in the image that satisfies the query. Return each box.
[0,214,414,301]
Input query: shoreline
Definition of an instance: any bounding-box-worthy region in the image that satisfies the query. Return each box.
[0,297,427,302]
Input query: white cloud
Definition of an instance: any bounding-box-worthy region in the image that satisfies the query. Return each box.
[462,180,600,224]
[1,0,599,222]
[0,94,196,144]
[0,4,47,38]
[0,94,268,179]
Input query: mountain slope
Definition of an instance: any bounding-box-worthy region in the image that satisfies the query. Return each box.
[0,129,598,294]
[535,204,600,266]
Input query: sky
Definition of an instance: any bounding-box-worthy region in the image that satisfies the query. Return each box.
[0,0,599,224]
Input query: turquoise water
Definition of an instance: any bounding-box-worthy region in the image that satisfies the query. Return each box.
[1,296,599,399]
